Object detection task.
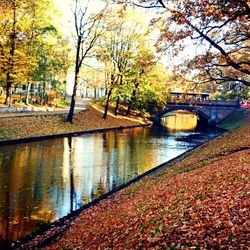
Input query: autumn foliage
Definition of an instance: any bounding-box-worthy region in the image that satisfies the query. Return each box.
[18,114,250,249]
[125,0,250,87]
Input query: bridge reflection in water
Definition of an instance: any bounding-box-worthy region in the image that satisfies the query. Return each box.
[0,126,225,248]
[161,110,198,131]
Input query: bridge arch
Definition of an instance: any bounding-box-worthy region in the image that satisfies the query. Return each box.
[160,107,210,121]
[152,100,240,125]
[153,106,210,126]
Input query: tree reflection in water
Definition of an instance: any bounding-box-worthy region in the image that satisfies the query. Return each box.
[0,126,222,248]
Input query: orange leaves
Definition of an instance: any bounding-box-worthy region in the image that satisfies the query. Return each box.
[25,123,249,249]
[0,104,146,141]
[160,30,191,44]
[204,5,222,17]
[16,118,250,249]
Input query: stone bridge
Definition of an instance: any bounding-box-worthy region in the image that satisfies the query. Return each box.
[152,100,240,125]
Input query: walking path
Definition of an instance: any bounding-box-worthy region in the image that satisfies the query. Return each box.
[0,98,89,119]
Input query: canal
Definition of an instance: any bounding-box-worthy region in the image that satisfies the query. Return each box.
[0,118,222,248]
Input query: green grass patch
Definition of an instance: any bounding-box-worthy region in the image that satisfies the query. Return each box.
[0,129,6,138]
[57,99,70,108]
[218,109,249,131]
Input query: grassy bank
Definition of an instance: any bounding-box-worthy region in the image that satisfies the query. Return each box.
[17,109,250,249]
[0,104,149,142]
[218,109,250,131]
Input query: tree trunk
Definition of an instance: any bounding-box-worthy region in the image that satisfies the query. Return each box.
[67,73,78,123]
[42,82,46,104]
[94,87,97,99]
[104,69,109,96]
[103,73,115,119]
[114,75,123,116]
[126,81,139,116]
[126,100,132,116]
[64,80,67,100]
[67,36,81,123]
[4,74,12,106]
[4,1,17,106]
[67,89,77,123]
[25,82,31,105]
[126,92,135,116]
[39,89,43,104]
[115,96,119,116]
[19,91,22,103]
[103,88,113,119]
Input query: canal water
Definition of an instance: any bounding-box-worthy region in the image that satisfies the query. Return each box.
[0,121,222,248]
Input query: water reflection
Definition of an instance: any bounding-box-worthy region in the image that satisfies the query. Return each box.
[161,110,198,131]
[0,126,221,248]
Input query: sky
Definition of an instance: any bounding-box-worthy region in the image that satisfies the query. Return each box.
[52,0,198,73]
[52,0,116,93]
[53,0,107,23]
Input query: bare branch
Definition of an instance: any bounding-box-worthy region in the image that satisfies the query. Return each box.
[132,2,163,9]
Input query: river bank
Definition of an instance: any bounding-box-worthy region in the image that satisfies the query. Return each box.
[14,109,250,249]
[0,104,150,143]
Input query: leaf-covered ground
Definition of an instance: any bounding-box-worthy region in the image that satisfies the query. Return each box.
[0,104,148,141]
[18,115,250,249]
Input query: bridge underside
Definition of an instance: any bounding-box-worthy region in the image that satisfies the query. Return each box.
[157,108,209,127]
[152,103,239,125]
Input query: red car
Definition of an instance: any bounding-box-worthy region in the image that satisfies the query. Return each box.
[241,101,250,108]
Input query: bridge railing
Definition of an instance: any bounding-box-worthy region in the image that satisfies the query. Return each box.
[166,100,240,107]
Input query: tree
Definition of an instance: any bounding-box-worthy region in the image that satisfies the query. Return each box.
[120,0,250,87]
[213,82,249,101]
[0,0,64,105]
[67,0,106,123]
[22,0,65,105]
[97,7,149,118]
[125,43,155,116]
[33,34,71,104]
[78,66,105,99]
[129,63,171,115]
[0,0,21,105]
